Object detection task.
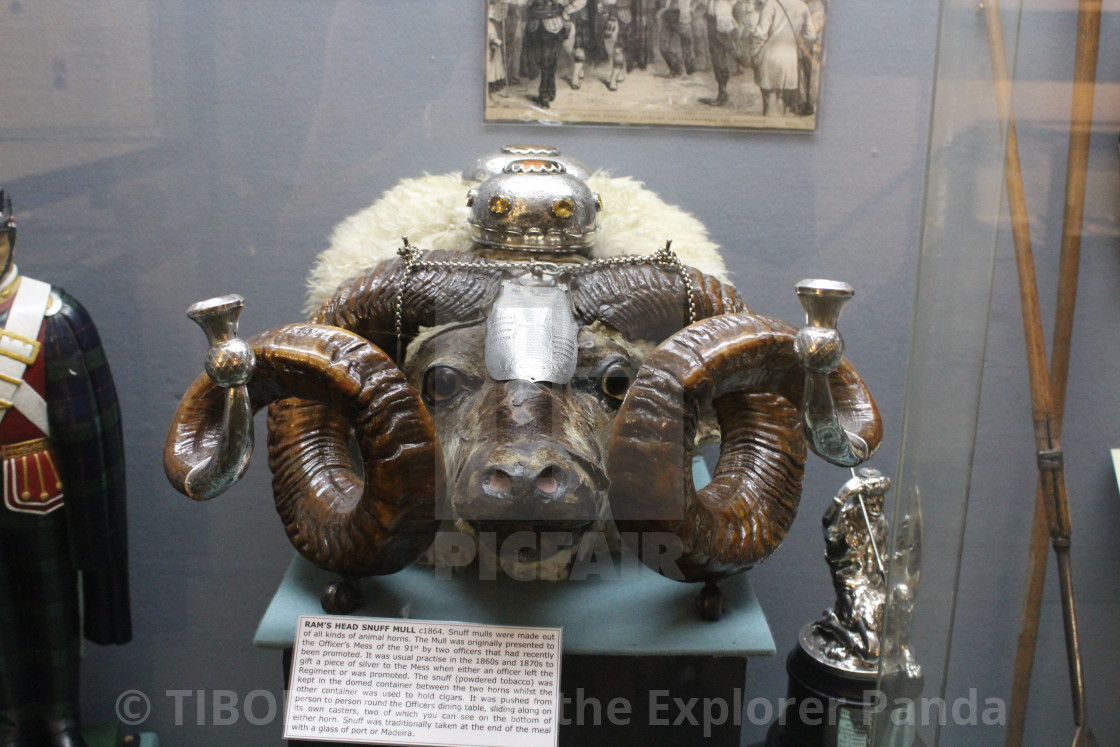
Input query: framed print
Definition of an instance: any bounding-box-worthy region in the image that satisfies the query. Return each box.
[484,0,826,131]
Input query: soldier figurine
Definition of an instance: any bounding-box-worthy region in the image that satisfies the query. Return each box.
[0,192,130,747]
[772,470,924,747]
[813,467,891,667]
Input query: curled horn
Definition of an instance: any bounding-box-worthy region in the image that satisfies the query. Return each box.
[164,251,505,574]
[569,261,746,340]
[260,251,505,573]
[311,250,505,358]
[164,248,496,505]
[165,312,443,576]
[310,249,744,349]
[166,251,534,575]
[606,280,881,582]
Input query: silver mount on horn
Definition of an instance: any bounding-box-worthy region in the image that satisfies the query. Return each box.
[795,279,873,467]
[182,294,256,500]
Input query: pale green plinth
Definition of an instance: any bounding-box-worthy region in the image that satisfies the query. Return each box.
[253,552,775,658]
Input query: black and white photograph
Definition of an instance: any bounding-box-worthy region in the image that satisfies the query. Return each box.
[484,0,826,130]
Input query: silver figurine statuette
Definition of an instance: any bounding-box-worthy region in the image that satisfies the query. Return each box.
[803,468,922,678]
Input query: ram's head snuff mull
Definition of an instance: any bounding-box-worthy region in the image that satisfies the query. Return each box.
[164,146,881,620]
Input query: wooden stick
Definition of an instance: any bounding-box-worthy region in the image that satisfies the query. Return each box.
[983,1,1102,744]
[1005,487,1049,747]
[1050,7,1102,744]
[1051,0,1102,427]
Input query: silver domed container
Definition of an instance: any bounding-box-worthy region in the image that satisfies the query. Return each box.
[466,159,602,255]
[462,144,593,182]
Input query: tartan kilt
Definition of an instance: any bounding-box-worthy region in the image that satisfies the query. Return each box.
[0,506,82,723]
[571,16,592,49]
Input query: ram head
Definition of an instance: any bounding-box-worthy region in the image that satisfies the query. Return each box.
[164,149,881,619]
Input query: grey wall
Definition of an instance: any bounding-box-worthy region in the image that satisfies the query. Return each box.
[0,1,1116,745]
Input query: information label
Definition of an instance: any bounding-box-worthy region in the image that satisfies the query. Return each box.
[283,615,562,746]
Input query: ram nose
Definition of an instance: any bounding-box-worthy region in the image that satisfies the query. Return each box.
[456,444,601,525]
[484,462,568,501]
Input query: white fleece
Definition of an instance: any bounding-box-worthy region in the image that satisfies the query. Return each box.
[303,171,731,314]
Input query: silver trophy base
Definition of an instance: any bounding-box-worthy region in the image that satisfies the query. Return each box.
[765,624,924,747]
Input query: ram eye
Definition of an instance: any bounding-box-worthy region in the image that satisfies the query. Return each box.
[600,361,635,400]
[422,365,465,404]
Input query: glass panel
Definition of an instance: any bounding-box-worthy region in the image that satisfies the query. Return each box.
[874,1,1023,745]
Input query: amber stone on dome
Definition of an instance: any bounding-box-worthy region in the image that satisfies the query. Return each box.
[488,194,511,214]
[552,198,575,219]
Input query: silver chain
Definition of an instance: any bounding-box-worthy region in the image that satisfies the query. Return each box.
[392,237,698,359]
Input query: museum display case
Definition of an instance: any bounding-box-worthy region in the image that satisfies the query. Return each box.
[0,2,1116,746]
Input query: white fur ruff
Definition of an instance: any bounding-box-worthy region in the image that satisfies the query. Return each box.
[303,171,731,314]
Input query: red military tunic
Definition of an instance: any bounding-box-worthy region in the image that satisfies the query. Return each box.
[0,282,65,516]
